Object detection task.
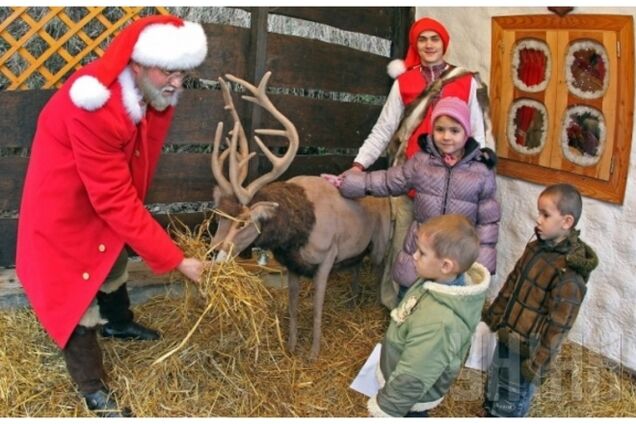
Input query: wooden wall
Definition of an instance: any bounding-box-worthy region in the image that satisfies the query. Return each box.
[0,7,413,267]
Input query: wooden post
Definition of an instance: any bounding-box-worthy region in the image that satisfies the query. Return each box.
[391,7,414,60]
[246,7,269,182]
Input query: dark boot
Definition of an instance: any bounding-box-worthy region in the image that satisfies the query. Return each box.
[97,283,160,341]
[101,321,160,341]
[63,326,132,417]
[83,389,133,417]
[63,325,106,394]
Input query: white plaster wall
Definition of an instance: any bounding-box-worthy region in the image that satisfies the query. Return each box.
[418,7,636,371]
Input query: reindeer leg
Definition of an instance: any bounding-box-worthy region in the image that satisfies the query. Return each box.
[309,248,338,361]
[287,271,300,354]
[347,264,361,307]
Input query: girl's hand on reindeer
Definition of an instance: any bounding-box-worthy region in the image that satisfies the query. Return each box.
[321,173,344,188]
[177,257,207,283]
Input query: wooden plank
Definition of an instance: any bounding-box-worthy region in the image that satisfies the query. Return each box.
[264,154,388,180]
[0,154,215,209]
[493,14,632,31]
[0,218,17,268]
[260,94,382,149]
[0,89,53,147]
[246,7,270,181]
[497,158,622,204]
[266,32,391,95]
[391,8,413,60]
[0,212,209,268]
[146,153,215,203]
[0,89,225,148]
[2,143,387,211]
[0,261,173,300]
[166,89,229,145]
[0,88,382,151]
[269,7,394,39]
[0,157,27,210]
[188,22,249,82]
[152,211,210,232]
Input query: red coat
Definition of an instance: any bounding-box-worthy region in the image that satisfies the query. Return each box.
[397,67,473,160]
[16,61,184,348]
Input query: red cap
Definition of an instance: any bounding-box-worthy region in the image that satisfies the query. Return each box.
[404,17,450,70]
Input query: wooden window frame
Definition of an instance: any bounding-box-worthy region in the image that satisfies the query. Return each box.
[490,14,634,204]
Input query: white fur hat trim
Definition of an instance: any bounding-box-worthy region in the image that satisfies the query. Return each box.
[69,75,110,110]
[132,21,207,70]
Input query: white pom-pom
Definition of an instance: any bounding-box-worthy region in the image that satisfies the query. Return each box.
[387,59,406,79]
[69,75,110,110]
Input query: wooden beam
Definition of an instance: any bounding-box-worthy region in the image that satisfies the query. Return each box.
[0,261,172,303]
[266,31,390,95]
[245,7,270,182]
[269,7,394,39]
[391,7,413,60]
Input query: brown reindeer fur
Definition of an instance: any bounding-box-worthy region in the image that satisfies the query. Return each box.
[252,182,317,277]
[216,195,244,218]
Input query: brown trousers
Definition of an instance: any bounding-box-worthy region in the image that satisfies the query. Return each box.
[379,195,413,310]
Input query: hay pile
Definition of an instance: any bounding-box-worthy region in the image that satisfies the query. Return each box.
[1,216,635,416]
[1,270,636,417]
[0,264,386,417]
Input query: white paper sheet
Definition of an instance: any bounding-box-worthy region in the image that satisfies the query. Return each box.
[464,321,497,371]
[350,343,382,397]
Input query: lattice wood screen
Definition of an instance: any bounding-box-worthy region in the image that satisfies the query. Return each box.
[0,6,170,90]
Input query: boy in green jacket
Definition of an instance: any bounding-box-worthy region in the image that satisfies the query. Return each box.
[368,214,490,417]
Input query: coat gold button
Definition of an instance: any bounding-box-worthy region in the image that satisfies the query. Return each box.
[82,272,90,280]
[134,149,140,157]
[98,244,106,252]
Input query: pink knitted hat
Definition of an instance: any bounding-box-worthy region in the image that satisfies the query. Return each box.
[431,96,471,136]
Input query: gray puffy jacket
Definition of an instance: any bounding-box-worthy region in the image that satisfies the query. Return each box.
[340,136,500,287]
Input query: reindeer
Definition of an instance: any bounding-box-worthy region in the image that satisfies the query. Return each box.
[210,72,391,360]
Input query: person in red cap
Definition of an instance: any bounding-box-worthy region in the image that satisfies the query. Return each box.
[16,15,208,416]
[348,17,493,311]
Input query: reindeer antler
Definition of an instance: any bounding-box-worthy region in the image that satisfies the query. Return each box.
[224,71,299,205]
[211,77,252,195]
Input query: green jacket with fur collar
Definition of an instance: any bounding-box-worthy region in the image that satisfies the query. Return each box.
[368,262,490,417]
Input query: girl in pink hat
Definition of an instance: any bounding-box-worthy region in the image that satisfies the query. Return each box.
[329,96,500,303]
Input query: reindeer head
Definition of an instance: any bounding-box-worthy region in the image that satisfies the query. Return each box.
[210,72,299,261]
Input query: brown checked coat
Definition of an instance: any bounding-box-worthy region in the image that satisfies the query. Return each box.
[482,229,598,382]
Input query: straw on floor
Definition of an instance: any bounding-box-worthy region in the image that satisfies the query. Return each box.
[1,216,634,417]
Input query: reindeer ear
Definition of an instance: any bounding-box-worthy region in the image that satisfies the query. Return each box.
[249,201,279,222]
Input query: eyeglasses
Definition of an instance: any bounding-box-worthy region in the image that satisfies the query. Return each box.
[159,68,187,80]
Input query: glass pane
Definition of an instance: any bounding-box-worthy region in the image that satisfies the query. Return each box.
[512,39,551,92]
[561,105,606,166]
[507,99,548,155]
[565,40,609,99]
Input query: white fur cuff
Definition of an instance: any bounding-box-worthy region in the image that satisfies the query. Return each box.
[367,395,393,417]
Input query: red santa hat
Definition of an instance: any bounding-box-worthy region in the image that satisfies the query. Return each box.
[70,15,207,110]
[387,17,450,79]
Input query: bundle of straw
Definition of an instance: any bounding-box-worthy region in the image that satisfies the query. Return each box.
[153,213,278,365]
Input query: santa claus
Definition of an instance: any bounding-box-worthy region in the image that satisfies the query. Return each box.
[16,14,208,416]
